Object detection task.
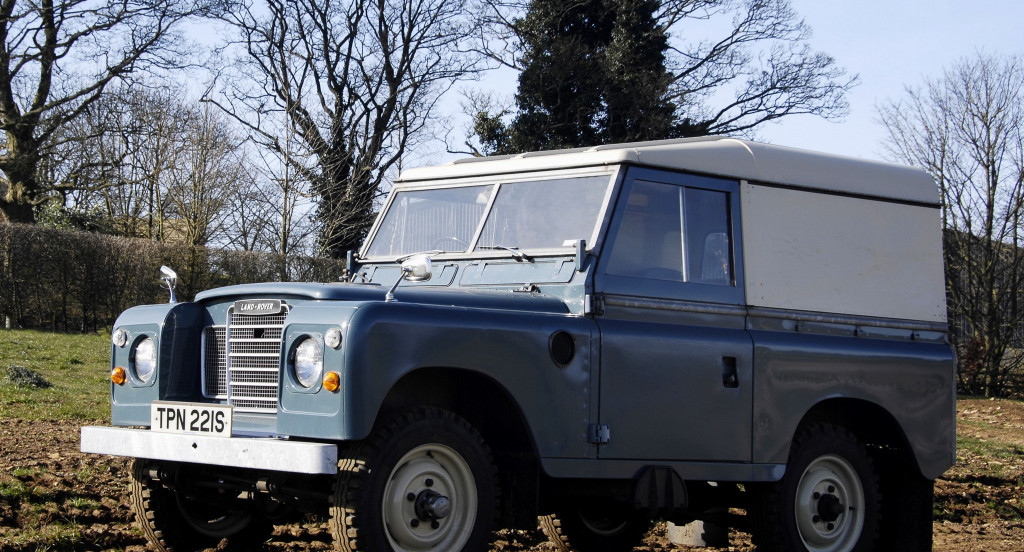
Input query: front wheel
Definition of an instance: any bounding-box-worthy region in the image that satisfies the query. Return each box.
[330,408,497,552]
[129,459,273,552]
[752,424,881,552]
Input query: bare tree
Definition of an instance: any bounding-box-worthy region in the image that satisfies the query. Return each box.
[96,87,185,240]
[879,53,1024,397]
[468,0,855,150]
[163,103,243,248]
[221,170,275,252]
[219,138,319,279]
[210,0,482,257]
[33,86,178,237]
[0,0,215,223]
[43,83,248,251]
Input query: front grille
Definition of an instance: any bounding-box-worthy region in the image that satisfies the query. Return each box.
[202,306,288,414]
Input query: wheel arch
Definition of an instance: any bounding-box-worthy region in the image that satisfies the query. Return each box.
[794,397,921,476]
[377,366,543,528]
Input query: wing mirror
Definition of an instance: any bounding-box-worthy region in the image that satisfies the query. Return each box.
[160,265,178,304]
[385,254,432,302]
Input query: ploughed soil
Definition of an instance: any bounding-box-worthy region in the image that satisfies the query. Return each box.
[1,398,1022,551]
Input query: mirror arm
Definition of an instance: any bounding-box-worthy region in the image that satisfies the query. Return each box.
[384,254,433,303]
[385,267,411,303]
[164,279,177,304]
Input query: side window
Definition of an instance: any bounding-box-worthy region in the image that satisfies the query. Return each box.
[604,180,733,285]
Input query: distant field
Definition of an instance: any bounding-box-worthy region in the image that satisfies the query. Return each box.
[1,328,1023,551]
[0,329,110,422]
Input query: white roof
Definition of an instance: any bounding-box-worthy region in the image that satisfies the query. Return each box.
[399,137,939,205]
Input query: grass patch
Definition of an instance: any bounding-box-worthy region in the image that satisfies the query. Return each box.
[73,466,96,485]
[0,479,30,501]
[0,329,111,422]
[1,520,87,550]
[957,434,1024,475]
[66,496,100,510]
[10,467,41,479]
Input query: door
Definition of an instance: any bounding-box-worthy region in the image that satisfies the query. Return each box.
[594,168,753,462]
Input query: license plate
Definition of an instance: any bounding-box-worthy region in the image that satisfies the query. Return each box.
[151,401,233,437]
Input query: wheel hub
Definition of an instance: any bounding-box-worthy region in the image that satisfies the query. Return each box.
[816,492,845,523]
[415,489,452,520]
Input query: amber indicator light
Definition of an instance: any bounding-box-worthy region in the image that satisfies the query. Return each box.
[323,371,341,392]
[111,366,127,386]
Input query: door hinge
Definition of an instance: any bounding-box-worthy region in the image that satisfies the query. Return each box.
[588,424,610,445]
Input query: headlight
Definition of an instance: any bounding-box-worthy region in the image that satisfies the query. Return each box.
[133,337,157,384]
[293,338,323,388]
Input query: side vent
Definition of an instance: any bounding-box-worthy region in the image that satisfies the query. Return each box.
[549,331,576,367]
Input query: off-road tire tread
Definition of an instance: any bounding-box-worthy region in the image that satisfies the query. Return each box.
[130,459,273,552]
[751,423,881,552]
[329,407,498,552]
[130,459,217,552]
[537,507,651,552]
[537,513,573,552]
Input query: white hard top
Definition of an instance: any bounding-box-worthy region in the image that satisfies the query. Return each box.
[399,137,939,205]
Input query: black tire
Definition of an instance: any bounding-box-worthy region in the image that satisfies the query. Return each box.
[538,501,651,552]
[752,424,881,552]
[129,459,273,552]
[876,450,934,552]
[330,407,498,552]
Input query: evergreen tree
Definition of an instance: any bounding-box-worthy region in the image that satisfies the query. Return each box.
[476,0,675,154]
[511,0,612,151]
[472,0,855,155]
[602,0,676,142]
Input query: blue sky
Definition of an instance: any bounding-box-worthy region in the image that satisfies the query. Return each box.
[191,2,1022,167]
[438,1,1023,165]
[757,0,1024,161]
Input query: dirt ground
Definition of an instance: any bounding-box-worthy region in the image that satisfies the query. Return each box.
[1,398,1022,552]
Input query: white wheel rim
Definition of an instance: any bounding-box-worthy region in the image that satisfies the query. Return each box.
[794,454,866,552]
[382,443,478,551]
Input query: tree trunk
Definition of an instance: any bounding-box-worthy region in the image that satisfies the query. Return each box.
[0,195,34,223]
[1,135,43,223]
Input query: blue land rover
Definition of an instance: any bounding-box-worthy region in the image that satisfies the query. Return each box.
[82,137,955,552]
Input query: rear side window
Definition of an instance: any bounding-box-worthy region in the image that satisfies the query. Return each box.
[604,180,733,285]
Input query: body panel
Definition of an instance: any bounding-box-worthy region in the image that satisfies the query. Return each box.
[595,304,753,461]
[740,182,947,322]
[749,316,956,479]
[340,299,596,458]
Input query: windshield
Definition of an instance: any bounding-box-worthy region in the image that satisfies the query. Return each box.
[364,174,613,258]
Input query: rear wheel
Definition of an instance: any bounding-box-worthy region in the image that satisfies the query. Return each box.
[876,450,934,551]
[330,408,497,552]
[129,459,273,552]
[752,424,880,552]
[539,501,651,552]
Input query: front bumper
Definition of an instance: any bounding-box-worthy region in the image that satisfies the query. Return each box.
[80,426,338,474]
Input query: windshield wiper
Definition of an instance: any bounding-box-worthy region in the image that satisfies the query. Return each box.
[395,250,445,262]
[479,245,533,263]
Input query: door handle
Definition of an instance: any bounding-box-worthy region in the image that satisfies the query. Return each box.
[721,356,739,388]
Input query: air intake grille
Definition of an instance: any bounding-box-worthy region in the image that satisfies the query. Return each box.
[202,306,287,414]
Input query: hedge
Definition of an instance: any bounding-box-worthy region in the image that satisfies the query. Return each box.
[0,223,346,332]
